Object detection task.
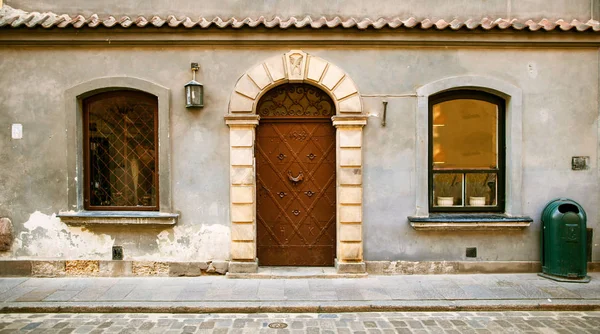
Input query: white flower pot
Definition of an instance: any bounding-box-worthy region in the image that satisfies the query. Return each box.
[437,197,454,207]
[469,196,486,206]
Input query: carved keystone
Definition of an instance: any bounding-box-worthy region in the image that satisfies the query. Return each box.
[0,218,13,251]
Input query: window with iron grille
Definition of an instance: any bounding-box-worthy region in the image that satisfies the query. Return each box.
[429,90,505,212]
[83,91,159,211]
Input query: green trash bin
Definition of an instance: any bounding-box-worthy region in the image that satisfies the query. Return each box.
[539,198,590,283]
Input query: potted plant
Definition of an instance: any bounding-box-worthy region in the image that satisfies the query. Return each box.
[435,175,457,207]
[467,175,490,206]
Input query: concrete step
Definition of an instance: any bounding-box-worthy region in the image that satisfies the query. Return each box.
[226,266,368,279]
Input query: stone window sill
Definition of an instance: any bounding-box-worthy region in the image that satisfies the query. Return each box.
[57,211,179,225]
[407,214,532,231]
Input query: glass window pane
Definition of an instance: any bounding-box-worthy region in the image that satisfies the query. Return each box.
[465,173,497,207]
[86,92,157,208]
[432,99,498,169]
[433,173,463,207]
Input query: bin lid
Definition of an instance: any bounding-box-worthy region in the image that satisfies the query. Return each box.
[542,198,586,224]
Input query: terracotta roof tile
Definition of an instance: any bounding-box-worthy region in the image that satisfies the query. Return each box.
[1,5,599,32]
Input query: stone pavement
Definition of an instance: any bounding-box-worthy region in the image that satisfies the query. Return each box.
[0,273,599,313]
[1,311,599,333]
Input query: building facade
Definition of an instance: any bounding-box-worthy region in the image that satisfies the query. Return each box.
[0,0,598,276]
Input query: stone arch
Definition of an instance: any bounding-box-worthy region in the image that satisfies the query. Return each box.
[226,51,367,274]
[415,75,523,217]
[228,50,363,115]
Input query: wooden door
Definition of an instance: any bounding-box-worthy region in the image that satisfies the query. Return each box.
[255,84,336,266]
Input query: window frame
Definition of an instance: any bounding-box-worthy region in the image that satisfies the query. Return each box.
[63,77,175,221]
[428,90,506,213]
[82,90,160,211]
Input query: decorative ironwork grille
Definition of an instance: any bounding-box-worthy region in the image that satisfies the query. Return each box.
[83,91,158,210]
[257,83,334,118]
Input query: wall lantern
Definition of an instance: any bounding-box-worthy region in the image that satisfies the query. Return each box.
[185,62,204,108]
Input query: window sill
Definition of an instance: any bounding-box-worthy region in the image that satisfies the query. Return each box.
[407,214,532,231]
[57,211,179,226]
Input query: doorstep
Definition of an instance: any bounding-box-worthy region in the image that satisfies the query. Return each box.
[226,266,368,279]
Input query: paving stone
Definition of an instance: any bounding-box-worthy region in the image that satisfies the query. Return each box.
[54,322,70,329]
[21,322,42,330]
[349,321,365,331]
[138,322,154,330]
[366,329,382,333]
[407,320,424,328]
[1,312,599,333]
[390,320,407,327]
[450,320,467,327]
[198,321,215,329]
[182,326,196,333]
[58,329,75,334]
[422,320,437,326]
[363,321,377,328]
[444,330,461,334]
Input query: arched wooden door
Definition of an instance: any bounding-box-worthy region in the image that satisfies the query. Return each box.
[255,84,336,266]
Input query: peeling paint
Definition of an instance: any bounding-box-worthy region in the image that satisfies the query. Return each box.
[12,211,114,259]
[153,224,230,261]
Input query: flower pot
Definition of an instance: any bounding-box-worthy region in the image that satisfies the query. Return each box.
[437,196,454,207]
[469,196,486,206]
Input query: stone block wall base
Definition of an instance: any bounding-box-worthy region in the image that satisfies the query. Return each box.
[588,262,600,272]
[0,218,13,251]
[335,259,366,273]
[365,261,600,275]
[0,260,229,277]
[228,260,258,273]
[2,260,598,277]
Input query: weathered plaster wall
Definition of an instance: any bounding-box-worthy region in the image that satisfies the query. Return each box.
[4,0,596,21]
[0,47,237,261]
[356,48,599,262]
[0,45,598,263]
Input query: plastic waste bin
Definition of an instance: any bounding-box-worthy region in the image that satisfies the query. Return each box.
[539,198,590,282]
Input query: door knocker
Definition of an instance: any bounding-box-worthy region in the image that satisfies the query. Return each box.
[287,170,304,185]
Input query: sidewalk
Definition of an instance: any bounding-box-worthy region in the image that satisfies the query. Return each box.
[0,273,599,313]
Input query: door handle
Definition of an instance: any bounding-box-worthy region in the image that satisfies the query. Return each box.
[287,170,304,185]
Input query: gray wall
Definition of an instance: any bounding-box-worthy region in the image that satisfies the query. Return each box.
[5,0,598,21]
[0,44,598,262]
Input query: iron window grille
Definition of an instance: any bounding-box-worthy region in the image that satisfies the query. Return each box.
[83,90,159,211]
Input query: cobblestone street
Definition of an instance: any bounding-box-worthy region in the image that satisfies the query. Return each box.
[0,312,599,334]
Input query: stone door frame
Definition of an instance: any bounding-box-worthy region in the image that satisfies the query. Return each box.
[226,50,367,273]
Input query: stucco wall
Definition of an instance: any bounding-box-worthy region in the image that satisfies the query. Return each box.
[0,45,598,263]
[4,0,597,21]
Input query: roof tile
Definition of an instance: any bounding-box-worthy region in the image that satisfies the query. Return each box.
[1,5,598,32]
